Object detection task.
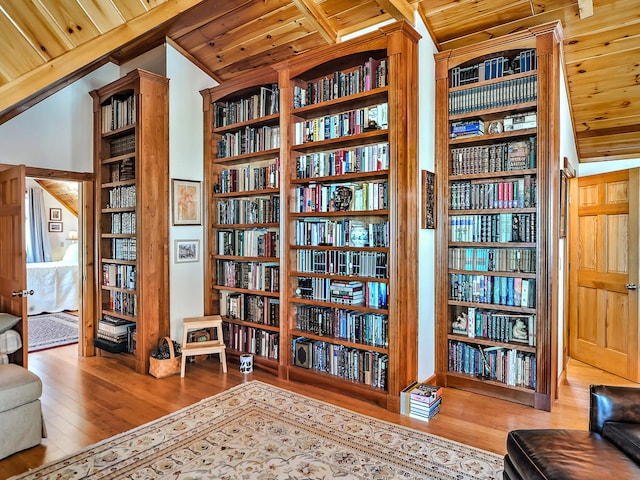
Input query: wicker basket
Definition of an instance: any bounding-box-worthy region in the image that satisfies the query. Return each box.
[149,337,181,378]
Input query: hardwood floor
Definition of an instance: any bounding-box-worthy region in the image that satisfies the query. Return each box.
[1,345,637,478]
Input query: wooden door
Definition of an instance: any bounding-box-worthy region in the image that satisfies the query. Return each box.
[570,169,639,381]
[0,164,27,367]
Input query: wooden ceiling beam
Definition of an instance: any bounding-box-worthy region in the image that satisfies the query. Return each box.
[376,0,416,25]
[291,0,337,43]
[0,0,204,118]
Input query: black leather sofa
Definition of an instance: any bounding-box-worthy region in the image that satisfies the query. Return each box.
[503,385,640,479]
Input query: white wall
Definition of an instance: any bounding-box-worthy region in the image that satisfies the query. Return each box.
[165,44,217,340]
[416,16,438,381]
[580,158,640,177]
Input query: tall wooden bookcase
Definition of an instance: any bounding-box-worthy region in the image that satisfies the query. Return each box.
[434,22,563,410]
[202,22,420,411]
[90,69,170,375]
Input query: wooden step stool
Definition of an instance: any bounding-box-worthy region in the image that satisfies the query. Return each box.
[180,316,227,377]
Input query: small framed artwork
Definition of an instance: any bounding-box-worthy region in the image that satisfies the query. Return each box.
[48,222,63,232]
[559,169,568,238]
[49,208,62,221]
[172,179,202,225]
[422,170,436,229]
[175,239,200,263]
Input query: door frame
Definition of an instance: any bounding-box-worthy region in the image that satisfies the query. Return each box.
[25,167,95,357]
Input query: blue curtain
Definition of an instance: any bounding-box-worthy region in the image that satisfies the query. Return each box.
[26,187,52,263]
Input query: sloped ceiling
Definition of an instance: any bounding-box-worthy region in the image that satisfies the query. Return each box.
[0,0,638,163]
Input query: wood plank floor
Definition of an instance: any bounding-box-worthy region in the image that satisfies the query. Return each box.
[1,345,637,479]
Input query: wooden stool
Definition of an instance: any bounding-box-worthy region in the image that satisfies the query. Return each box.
[180,316,227,377]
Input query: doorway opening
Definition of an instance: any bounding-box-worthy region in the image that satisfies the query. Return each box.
[25,177,81,353]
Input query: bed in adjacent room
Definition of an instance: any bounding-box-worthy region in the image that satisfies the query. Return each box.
[27,243,79,315]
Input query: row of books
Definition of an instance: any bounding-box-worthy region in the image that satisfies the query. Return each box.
[450,213,536,243]
[216,158,280,193]
[213,83,280,128]
[216,196,280,225]
[296,277,388,309]
[450,49,536,88]
[450,273,536,308]
[108,134,135,158]
[295,143,389,179]
[295,249,388,279]
[96,316,135,349]
[452,306,536,346]
[450,138,537,176]
[292,337,388,389]
[107,290,137,316]
[219,292,279,327]
[101,95,135,133]
[108,157,135,182]
[448,340,537,389]
[294,103,388,144]
[400,382,442,421]
[450,176,537,210]
[295,305,388,348]
[109,212,136,235]
[216,125,280,158]
[110,238,136,261]
[102,263,136,290]
[217,228,279,258]
[293,56,388,108]
[448,75,537,115]
[448,247,536,274]
[294,181,388,213]
[295,219,389,248]
[222,323,279,360]
[216,261,280,292]
[106,185,136,209]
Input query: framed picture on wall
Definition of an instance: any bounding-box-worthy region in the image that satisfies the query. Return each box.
[172,179,202,225]
[50,208,62,221]
[422,170,436,229]
[48,222,63,232]
[175,239,200,263]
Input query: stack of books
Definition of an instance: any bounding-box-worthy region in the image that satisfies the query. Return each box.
[400,382,443,421]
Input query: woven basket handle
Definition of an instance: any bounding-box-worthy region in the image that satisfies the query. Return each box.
[161,336,175,359]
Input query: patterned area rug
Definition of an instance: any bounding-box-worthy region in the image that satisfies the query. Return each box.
[28,312,78,352]
[10,381,503,479]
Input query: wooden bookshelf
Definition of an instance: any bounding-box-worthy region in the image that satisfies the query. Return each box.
[90,69,170,375]
[434,23,564,410]
[201,22,420,412]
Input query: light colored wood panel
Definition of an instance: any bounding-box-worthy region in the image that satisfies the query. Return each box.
[292,0,337,43]
[422,0,532,41]
[0,0,203,118]
[578,215,597,270]
[0,11,46,78]
[561,3,640,38]
[605,290,628,353]
[578,184,599,207]
[0,0,72,59]
[108,0,152,19]
[574,115,640,135]
[34,0,101,46]
[606,215,628,274]
[562,23,640,60]
[569,81,640,110]
[578,132,640,162]
[76,0,127,34]
[606,181,628,205]
[577,286,598,343]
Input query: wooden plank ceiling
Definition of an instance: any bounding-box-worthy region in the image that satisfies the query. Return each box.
[0,0,638,163]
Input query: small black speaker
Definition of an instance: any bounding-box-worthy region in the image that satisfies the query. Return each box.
[294,341,312,368]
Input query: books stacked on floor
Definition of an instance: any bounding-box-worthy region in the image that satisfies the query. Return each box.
[400,381,443,421]
[94,315,136,353]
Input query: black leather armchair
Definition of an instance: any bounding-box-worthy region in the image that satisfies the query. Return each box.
[503,385,640,479]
